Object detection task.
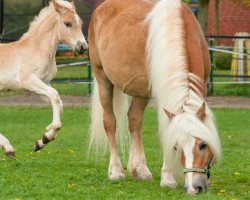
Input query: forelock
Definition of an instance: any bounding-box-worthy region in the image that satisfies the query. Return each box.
[56,0,74,10]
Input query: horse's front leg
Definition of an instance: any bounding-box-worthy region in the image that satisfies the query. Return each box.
[160,158,177,188]
[21,75,63,151]
[0,134,16,159]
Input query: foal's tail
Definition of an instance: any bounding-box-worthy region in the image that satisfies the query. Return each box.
[0,134,16,159]
[88,78,130,156]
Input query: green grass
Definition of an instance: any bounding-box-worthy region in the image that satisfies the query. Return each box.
[0,107,249,199]
[211,69,250,97]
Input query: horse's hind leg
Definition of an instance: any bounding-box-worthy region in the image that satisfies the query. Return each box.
[0,134,15,159]
[21,75,62,151]
[96,74,125,180]
[127,97,152,180]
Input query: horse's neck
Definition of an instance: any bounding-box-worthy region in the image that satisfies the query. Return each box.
[21,12,60,59]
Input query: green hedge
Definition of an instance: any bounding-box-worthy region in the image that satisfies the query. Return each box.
[213,52,232,70]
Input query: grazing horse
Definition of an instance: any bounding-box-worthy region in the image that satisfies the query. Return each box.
[88,0,221,195]
[0,0,88,157]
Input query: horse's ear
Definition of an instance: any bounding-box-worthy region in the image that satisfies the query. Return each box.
[197,102,206,120]
[71,0,76,10]
[53,0,67,14]
[164,109,175,121]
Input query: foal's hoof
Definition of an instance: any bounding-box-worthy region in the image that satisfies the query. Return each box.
[34,140,43,152]
[5,151,16,159]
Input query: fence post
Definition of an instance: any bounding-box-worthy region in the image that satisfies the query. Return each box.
[209,38,214,95]
[87,50,92,96]
[0,0,3,36]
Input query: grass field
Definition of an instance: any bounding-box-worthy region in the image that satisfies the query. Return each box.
[0,106,249,199]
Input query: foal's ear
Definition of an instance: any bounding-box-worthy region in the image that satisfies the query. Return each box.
[71,0,76,10]
[197,102,206,120]
[164,109,175,121]
[53,0,67,14]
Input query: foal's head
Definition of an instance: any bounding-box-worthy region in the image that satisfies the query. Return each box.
[164,103,221,195]
[53,0,88,54]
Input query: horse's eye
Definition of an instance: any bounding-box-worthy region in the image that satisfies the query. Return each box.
[199,143,207,151]
[64,21,72,28]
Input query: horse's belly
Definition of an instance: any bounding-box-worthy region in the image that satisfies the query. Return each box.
[120,74,150,98]
[0,69,20,90]
[104,65,150,98]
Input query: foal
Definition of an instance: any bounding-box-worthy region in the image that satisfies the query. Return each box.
[0,0,88,157]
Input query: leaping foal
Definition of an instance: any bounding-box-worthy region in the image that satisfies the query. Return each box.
[0,0,88,158]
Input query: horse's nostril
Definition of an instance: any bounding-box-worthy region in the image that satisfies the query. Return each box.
[80,44,84,51]
[195,186,203,193]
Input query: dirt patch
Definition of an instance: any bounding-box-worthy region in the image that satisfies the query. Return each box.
[0,94,249,108]
[0,94,90,107]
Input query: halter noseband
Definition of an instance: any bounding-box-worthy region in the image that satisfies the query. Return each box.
[183,156,213,179]
[183,167,210,179]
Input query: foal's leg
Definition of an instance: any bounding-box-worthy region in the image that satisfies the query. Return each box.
[160,158,177,188]
[127,98,152,180]
[21,75,62,151]
[97,76,125,180]
[0,134,15,159]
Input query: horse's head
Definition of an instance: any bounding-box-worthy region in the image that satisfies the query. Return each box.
[53,0,88,54]
[164,103,221,195]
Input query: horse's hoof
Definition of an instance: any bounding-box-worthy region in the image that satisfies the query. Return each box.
[5,151,16,159]
[109,172,125,180]
[34,141,42,152]
[160,178,177,188]
[132,169,153,180]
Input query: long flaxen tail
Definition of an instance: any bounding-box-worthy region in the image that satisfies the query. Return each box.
[88,78,130,156]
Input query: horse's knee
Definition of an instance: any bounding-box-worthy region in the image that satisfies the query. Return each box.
[48,88,61,105]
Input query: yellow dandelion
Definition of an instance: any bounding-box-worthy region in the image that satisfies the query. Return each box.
[228,135,231,138]
[219,189,226,193]
[68,149,74,154]
[68,183,75,189]
[234,172,240,176]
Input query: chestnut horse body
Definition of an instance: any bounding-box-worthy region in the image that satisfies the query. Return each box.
[89,0,221,194]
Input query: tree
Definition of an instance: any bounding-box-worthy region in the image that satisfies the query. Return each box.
[197,0,210,34]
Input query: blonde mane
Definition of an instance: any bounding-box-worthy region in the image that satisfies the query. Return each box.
[146,0,221,178]
[22,0,74,39]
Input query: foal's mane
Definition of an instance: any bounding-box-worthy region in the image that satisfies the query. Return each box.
[21,0,73,39]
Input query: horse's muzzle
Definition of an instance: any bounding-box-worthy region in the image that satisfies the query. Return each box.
[75,41,88,55]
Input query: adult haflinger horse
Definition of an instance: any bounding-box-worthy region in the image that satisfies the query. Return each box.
[89,0,221,195]
[0,0,87,158]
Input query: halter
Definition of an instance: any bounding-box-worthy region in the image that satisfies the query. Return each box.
[183,167,210,179]
[183,156,213,179]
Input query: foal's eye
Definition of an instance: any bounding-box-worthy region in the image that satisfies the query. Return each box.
[64,21,72,28]
[199,143,207,151]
